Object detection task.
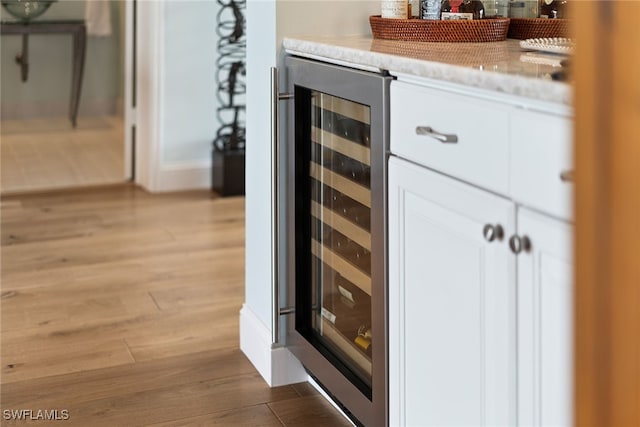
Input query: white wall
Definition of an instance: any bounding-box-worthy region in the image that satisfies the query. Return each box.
[275,1,379,49]
[243,0,379,385]
[245,0,278,328]
[162,1,218,165]
[135,0,219,192]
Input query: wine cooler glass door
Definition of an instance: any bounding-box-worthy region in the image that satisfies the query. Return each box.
[308,91,373,389]
[286,55,389,427]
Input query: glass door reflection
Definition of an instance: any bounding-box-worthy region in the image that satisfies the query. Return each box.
[308,91,373,387]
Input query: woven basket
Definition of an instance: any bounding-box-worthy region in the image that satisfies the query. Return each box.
[507,18,570,40]
[369,15,510,43]
[370,38,512,65]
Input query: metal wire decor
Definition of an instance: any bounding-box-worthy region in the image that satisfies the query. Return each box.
[214,0,246,152]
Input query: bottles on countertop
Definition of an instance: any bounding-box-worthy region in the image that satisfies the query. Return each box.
[483,0,509,17]
[420,0,442,19]
[410,0,421,17]
[539,0,568,19]
[439,0,485,20]
[419,0,502,20]
[382,0,568,20]
[508,0,539,18]
[507,0,569,18]
[381,0,409,18]
[458,0,486,19]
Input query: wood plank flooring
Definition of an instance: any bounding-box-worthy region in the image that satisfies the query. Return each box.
[0,116,125,194]
[0,185,350,426]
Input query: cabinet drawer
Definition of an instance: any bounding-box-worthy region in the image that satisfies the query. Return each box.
[390,81,510,194]
[510,110,573,221]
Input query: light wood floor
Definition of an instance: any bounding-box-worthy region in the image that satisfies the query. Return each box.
[0,116,125,195]
[0,186,350,426]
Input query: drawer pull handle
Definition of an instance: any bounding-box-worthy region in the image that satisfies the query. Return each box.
[560,170,574,182]
[415,126,458,144]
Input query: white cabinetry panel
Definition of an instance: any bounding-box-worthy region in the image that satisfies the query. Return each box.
[389,157,516,427]
[517,207,573,427]
[388,75,573,427]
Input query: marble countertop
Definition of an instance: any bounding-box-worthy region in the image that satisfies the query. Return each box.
[283,35,572,106]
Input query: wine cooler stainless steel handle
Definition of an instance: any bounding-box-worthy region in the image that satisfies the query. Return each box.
[270,67,280,346]
[270,67,294,346]
[415,126,459,143]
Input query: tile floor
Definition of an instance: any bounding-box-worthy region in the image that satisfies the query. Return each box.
[1,115,126,194]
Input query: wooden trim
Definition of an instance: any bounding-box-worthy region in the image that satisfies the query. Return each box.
[124,0,135,181]
[312,95,370,125]
[311,200,371,251]
[573,2,640,426]
[311,239,371,296]
[134,0,164,191]
[312,127,371,166]
[309,163,371,208]
[321,318,372,376]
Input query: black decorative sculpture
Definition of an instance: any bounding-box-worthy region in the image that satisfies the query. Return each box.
[212,0,246,196]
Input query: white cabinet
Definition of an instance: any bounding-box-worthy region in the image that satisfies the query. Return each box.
[390,81,511,194]
[388,157,516,427]
[510,109,573,221]
[516,208,573,427]
[388,79,573,427]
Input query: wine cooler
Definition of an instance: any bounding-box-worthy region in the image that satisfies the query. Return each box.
[279,56,391,427]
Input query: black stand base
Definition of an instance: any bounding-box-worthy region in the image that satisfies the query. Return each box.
[212,148,245,196]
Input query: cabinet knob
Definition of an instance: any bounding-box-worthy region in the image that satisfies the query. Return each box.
[483,224,504,242]
[509,235,532,254]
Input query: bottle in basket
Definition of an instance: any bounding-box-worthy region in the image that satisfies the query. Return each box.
[420,0,442,19]
[459,0,486,19]
[508,0,539,18]
[382,0,409,18]
[539,0,567,19]
[484,0,508,17]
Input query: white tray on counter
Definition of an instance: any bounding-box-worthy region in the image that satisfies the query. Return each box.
[519,37,575,55]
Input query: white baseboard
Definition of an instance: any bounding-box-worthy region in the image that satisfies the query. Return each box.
[239,304,307,387]
[152,161,211,192]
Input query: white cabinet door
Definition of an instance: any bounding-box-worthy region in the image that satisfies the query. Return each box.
[516,208,573,427]
[389,157,517,427]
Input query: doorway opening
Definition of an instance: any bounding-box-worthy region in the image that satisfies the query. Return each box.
[0,0,132,194]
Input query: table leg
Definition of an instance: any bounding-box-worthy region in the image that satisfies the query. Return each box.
[69,25,87,128]
[15,33,29,82]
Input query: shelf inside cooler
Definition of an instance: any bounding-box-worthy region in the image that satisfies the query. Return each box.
[321,317,372,377]
[312,95,371,125]
[310,163,371,208]
[311,200,371,251]
[312,127,371,166]
[311,238,371,295]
